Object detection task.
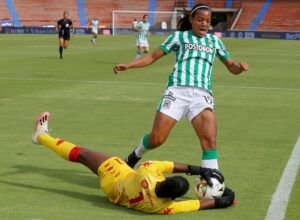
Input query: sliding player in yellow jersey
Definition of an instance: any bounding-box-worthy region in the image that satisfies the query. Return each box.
[32,112,235,214]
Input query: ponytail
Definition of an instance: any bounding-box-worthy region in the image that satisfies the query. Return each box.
[177,9,191,31]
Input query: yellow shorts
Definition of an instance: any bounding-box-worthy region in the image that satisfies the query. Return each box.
[98,157,134,202]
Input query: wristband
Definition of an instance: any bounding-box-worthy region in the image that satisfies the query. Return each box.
[187,165,201,175]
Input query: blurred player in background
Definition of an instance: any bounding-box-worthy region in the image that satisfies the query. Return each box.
[113,4,249,169]
[56,11,74,59]
[88,17,100,45]
[132,18,138,30]
[32,112,235,214]
[132,18,138,48]
[134,15,150,59]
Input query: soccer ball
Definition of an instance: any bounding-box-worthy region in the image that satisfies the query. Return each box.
[194,176,225,199]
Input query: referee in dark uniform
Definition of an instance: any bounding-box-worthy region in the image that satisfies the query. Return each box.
[56,12,74,59]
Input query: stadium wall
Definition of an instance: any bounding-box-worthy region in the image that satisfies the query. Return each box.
[215,30,300,41]
[1,27,300,41]
[1,1,299,32]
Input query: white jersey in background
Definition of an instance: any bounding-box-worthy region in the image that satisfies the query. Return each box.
[136,21,150,47]
[91,20,99,34]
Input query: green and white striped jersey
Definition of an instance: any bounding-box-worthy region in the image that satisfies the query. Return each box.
[137,21,150,41]
[91,20,99,28]
[159,30,230,93]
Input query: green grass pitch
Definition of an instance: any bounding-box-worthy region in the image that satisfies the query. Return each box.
[0,34,299,219]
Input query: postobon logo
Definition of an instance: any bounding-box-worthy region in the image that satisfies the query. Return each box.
[184,43,213,54]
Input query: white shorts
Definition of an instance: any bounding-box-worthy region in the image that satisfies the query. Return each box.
[92,28,98,34]
[157,86,214,122]
[136,39,149,47]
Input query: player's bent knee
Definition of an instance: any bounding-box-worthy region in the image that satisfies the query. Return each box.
[149,133,166,147]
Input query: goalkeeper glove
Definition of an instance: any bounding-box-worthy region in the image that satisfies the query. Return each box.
[214,187,235,208]
[187,165,224,186]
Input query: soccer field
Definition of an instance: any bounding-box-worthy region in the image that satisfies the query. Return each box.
[0,34,299,220]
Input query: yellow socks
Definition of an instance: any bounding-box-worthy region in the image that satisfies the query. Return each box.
[37,133,81,162]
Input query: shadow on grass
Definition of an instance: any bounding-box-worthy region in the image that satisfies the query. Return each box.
[2,165,194,215]
[2,165,99,189]
[0,179,144,216]
[3,165,195,201]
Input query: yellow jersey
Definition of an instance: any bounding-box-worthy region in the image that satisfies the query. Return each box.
[98,157,200,214]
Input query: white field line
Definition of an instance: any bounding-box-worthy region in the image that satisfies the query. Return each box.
[1,77,300,92]
[265,136,300,220]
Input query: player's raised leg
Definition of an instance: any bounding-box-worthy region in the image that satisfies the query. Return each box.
[32,112,111,174]
[191,109,218,169]
[125,112,176,167]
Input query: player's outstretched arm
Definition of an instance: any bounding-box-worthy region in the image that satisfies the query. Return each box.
[222,58,249,75]
[113,48,166,73]
[173,162,224,186]
[165,187,235,213]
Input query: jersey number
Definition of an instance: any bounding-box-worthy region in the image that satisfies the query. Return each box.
[129,192,144,204]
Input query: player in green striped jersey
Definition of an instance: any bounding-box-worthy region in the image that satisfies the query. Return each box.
[88,17,100,45]
[113,4,248,170]
[134,15,150,59]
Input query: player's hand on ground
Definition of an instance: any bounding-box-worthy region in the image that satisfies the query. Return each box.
[199,167,224,186]
[113,64,128,74]
[239,61,249,71]
[214,187,235,208]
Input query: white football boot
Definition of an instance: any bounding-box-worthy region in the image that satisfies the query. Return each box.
[32,112,50,144]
